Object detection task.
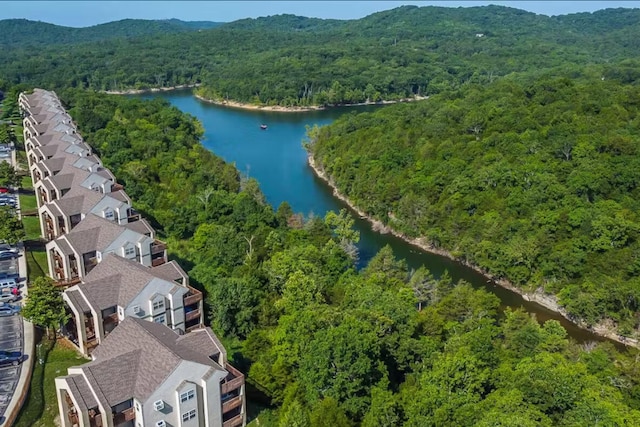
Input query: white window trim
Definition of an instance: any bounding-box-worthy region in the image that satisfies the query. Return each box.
[182,409,196,422]
[153,313,166,325]
[180,389,195,403]
[124,245,136,257]
[152,298,165,311]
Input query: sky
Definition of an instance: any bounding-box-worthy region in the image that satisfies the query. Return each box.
[1,1,639,27]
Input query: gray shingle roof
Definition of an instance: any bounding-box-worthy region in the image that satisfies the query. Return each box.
[124,219,154,236]
[63,214,125,254]
[109,190,131,204]
[66,289,91,313]
[84,318,224,403]
[55,238,74,256]
[70,374,98,410]
[79,254,180,309]
[151,261,188,284]
[52,186,103,217]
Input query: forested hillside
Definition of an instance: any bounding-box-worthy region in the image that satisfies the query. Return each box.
[55,88,640,427]
[0,18,221,48]
[2,6,640,105]
[308,62,640,336]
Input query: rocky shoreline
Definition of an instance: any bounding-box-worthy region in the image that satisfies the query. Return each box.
[102,83,200,95]
[307,154,638,349]
[194,94,429,113]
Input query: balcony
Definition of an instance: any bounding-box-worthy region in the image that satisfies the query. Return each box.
[55,277,81,288]
[223,414,243,427]
[151,241,166,255]
[185,309,201,323]
[186,324,203,333]
[151,258,166,267]
[222,396,243,414]
[126,208,141,222]
[103,313,119,324]
[221,364,244,394]
[183,286,203,307]
[112,407,135,425]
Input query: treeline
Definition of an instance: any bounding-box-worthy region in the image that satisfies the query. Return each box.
[308,62,640,336]
[0,18,220,48]
[54,89,640,426]
[4,6,640,105]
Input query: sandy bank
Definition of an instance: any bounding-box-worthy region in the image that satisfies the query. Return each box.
[103,84,200,95]
[194,94,429,113]
[307,154,638,349]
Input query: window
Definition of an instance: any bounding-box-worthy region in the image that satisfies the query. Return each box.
[104,209,114,220]
[182,409,196,422]
[180,389,195,403]
[124,246,135,257]
[152,299,164,311]
[153,314,166,325]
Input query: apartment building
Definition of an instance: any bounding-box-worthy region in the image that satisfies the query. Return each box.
[62,254,203,355]
[56,318,245,427]
[20,88,247,427]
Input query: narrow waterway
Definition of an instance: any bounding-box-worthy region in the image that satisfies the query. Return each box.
[141,90,615,345]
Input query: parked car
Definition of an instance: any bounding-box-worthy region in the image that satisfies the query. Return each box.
[0,303,21,317]
[0,272,18,280]
[0,350,23,366]
[0,252,19,261]
[0,187,9,193]
[0,278,17,290]
[0,293,18,303]
[0,244,18,253]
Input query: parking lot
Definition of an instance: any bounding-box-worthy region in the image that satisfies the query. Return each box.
[0,315,22,416]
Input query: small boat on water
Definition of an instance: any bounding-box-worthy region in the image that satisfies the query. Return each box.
[260,124,268,130]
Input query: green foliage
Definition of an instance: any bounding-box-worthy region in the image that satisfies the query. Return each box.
[0,18,221,49]
[0,205,25,244]
[310,67,640,330]
[22,277,67,336]
[55,85,640,427]
[0,162,20,188]
[3,6,640,104]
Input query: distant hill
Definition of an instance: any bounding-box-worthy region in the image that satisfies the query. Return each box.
[2,5,640,100]
[0,18,222,48]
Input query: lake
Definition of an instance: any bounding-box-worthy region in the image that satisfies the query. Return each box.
[141,90,616,346]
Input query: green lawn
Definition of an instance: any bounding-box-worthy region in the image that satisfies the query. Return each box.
[22,216,41,241]
[20,175,33,191]
[19,193,38,213]
[14,338,88,427]
[26,248,47,280]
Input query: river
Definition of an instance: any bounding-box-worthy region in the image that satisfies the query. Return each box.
[140,90,614,345]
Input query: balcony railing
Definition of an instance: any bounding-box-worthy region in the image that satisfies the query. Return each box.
[186,324,203,333]
[222,414,244,427]
[55,277,81,288]
[151,241,167,255]
[185,309,201,323]
[112,407,135,425]
[184,286,203,307]
[151,258,166,267]
[221,365,244,395]
[222,396,243,414]
[103,313,119,324]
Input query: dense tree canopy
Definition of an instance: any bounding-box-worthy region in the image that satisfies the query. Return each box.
[309,64,640,336]
[54,88,640,426]
[4,6,640,106]
[9,4,640,424]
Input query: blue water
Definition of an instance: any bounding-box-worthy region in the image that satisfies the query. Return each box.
[141,90,613,345]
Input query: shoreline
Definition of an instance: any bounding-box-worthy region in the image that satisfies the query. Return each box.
[194,93,429,113]
[307,154,639,349]
[102,83,200,95]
